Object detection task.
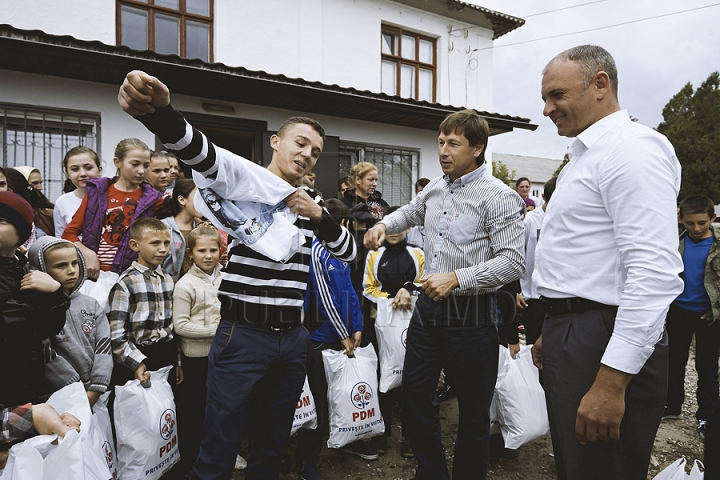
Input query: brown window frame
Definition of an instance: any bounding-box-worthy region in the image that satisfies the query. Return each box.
[116,0,214,62]
[381,25,437,102]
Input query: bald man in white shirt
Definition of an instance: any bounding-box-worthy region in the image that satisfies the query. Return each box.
[531,45,684,479]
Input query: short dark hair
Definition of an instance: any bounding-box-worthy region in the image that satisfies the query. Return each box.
[415,178,430,191]
[129,217,169,241]
[545,45,619,99]
[515,177,530,188]
[324,198,351,221]
[338,176,352,190]
[439,109,489,166]
[277,116,326,141]
[679,196,715,219]
[543,177,558,202]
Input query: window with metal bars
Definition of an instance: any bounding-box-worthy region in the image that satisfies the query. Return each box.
[339,143,419,207]
[381,25,437,102]
[117,0,213,62]
[0,104,100,202]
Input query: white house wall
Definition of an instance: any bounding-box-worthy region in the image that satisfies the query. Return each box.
[0,69,443,201]
[0,0,495,111]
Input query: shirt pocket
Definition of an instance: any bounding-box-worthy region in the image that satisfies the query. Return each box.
[449,213,481,245]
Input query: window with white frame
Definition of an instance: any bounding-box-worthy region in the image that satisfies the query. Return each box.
[0,104,100,202]
[339,143,419,207]
[381,26,437,102]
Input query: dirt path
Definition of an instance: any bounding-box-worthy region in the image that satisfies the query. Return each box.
[232,345,706,479]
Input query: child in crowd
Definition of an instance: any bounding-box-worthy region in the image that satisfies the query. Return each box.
[665,196,720,442]
[296,198,365,479]
[165,151,182,196]
[158,178,201,281]
[363,205,424,457]
[0,193,72,457]
[147,151,172,194]
[13,166,43,192]
[54,147,103,237]
[107,217,179,387]
[62,138,164,279]
[28,237,113,407]
[172,223,223,475]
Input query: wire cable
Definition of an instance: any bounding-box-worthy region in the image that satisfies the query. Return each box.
[522,1,609,19]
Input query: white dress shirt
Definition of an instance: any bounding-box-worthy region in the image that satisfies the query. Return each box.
[533,109,684,375]
[520,207,545,300]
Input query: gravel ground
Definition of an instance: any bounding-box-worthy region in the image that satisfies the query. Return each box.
[230,342,707,479]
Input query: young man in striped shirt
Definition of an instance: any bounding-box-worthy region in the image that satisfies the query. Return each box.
[118,71,356,480]
[365,110,525,480]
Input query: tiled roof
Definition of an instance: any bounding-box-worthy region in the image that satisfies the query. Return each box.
[448,1,525,39]
[493,153,564,183]
[0,24,536,134]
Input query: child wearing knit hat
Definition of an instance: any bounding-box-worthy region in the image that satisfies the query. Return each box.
[0,192,76,458]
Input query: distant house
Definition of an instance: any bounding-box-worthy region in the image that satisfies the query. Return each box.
[493,153,563,199]
[0,0,536,204]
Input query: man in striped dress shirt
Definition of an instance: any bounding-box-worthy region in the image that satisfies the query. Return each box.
[118,71,356,480]
[365,109,525,480]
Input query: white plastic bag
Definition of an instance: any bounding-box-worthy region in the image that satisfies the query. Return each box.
[92,392,119,479]
[114,366,180,479]
[291,376,318,435]
[491,345,549,449]
[375,297,414,393]
[79,271,119,312]
[46,382,112,480]
[3,430,84,480]
[653,458,705,480]
[323,345,385,448]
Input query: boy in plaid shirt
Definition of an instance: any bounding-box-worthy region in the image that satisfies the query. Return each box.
[108,217,181,387]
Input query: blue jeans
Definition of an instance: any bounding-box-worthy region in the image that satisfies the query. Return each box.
[189,320,309,480]
[402,293,498,480]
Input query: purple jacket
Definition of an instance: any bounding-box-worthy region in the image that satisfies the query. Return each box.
[82,177,162,273]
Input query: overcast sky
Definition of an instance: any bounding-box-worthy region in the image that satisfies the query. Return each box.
[469,0,720,160]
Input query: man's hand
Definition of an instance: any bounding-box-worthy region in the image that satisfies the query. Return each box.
[575,365,632,444]
[86,391,101,408]
[420,272,459,301]
[77,243,100,280]
[285,189,323,223]
[516,293,528,310]
[531,334,543,370]
[364,223,387,250]
[135,363,151,385]
[341,337,355,357]
[118,70,171,117]
[352,331,362,349]
[509,343,521,358]
[392,288,413,310]
[59,412,82,432]
[20,271,61,293]
[176,366,184,385]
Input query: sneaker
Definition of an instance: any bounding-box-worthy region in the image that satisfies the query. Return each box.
[234,455,247,470]
[371,436,388,454]
[401,439,414,458]
[699,420,708,441]
[662,408,682,420]
[298,460,324,480]
[340,440,379,460]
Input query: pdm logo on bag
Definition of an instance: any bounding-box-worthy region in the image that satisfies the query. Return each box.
[351,382,376,422]
[159,409,177,459]
[401,328,408,348]
[103,440,118,479]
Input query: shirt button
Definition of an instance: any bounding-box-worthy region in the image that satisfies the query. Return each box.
[439,233,442,236]
[443,212,446,214]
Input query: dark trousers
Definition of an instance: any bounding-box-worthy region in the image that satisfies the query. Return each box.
[379,387,405,438]
[402,293,498,480]
[523,298,545,346]
[189,321,309,480]
[176,354,208,475]
[666,304,720,420]
[543,308,667,480]
[705,402,720,478]
[295,340,340,462]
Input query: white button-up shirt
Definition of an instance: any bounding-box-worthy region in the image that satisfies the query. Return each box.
[533,109,684,375]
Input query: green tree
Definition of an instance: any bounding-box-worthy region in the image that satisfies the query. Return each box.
[657,71,720,201]
[492,160,516,187]
[554,154,570,177]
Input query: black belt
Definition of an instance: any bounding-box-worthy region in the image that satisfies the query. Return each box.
[541,296,617,314]
[221,297,302,331]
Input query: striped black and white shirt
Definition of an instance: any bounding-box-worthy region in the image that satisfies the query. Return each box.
[137,106,356,319]
[380,164,525,296]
